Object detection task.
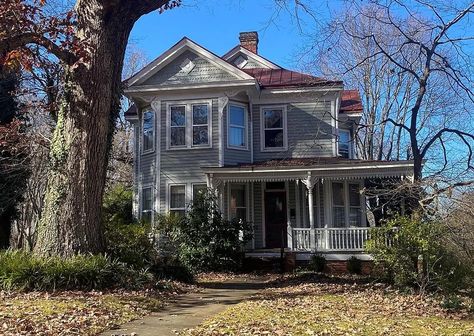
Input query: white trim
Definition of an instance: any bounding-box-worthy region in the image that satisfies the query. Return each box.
[141,109,155,154]
[222,46,282,69]
[151,100,161,216]
[124,80,257,94]
[295,180,301,228]
[167,183,187,214]
[227,101,249,150]
[260,105,288,152]
[126,38,255,87]
[166,99,213,150]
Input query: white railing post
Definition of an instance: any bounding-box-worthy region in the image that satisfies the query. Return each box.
[287,221,293,250]
[301,172,318,252]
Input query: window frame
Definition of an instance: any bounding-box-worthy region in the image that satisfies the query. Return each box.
[338,128,353,159]
[260,105,288,152]
[141,109,155,154]
[228,183,249,223]
[191,103,211,147]
[168,183,187,216]
[141,186,154,222]
[192,183,208,202]
[166,100,212,150]
[227,102,249,150]
[328,180,365,228]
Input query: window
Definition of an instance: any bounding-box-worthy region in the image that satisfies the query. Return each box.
[261,107,286,150]
[332,182,346,227]
[192,104,209,146]
[141,187,153,223]
[168,101,211,149]
[192,184,207,202]
[169,185,186,217]
[230,184,247,222]
[331,181,363,227]
[228,104,247,148]
[142,110,154,152]
[338,129,352,158]
[234,55,248,69]
[170,105,186,147]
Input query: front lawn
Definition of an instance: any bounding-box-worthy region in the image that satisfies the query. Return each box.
[183,274,474,336]
[0,283,187,336]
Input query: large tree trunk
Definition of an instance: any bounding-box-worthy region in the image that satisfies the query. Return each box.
[34,1,136,257]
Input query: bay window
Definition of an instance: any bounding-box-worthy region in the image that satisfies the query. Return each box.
[142,110,155,153]
[141,187,153,223]
[338,129,352,158]
[261,106,287,150]
[228,104,247,149]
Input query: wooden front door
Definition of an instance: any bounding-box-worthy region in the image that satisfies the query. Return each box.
[264,191,287,248]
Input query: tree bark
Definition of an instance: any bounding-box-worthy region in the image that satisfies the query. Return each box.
[34,0,158,256]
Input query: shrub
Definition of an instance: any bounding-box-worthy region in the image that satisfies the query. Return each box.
[366,215,470,293]
[309,254,326,272]
[102,184,134,225]
[0,250,155,291]
[440,295,464,311]
[347,256,362,274]
[168,190,252,273]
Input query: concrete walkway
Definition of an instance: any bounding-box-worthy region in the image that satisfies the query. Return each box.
[100,277,269,336]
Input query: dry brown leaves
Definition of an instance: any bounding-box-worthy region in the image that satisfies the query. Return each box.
[183,274,474,336]
[0,281,190,336]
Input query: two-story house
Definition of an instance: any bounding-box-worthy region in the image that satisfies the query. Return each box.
[124,32,414,261]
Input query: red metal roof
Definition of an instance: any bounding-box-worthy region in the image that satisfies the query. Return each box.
[340,90,363,113]
[242,68,342,88]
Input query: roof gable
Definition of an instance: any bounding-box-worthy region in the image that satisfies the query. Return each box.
[222,46,281,70]
[125,38,254,87]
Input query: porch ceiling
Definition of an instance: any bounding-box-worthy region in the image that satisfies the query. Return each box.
[202,158,414,182]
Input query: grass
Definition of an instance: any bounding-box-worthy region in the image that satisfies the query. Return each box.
[0,284,187,336]
[183,273,474,336]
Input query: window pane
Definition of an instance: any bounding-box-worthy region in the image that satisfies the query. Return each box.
[142,188,152,211]
[230,105,245,126]
[193,184,207,200]
[231,185,246,208]
[143,111,154,151]
[339,130,350,158]
[333,207,345,227]
[264,109,282,128]
[229,127,245,147]
[264,129,283,148]
[332,183,344,206]
[193,126,209,145]
[193,105,208,125]
[349,184,361,207]
[170,210,186,218]
[170,185,185,209]
[171,127,185,146]
[349,208,361,226]
[171,106,186,126]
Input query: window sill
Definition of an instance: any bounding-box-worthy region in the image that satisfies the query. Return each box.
[167,145,213,151]
[227,145,249,151]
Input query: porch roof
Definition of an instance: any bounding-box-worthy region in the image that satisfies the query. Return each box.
[202,158,414,182]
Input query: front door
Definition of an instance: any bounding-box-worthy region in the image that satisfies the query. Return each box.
[264,191,287,248]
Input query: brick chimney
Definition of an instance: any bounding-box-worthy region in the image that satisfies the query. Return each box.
[239,31,259,54]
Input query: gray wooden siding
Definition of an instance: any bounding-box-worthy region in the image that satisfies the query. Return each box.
[223,103,252,166]
[143,50,238,86]
[252,102,334,162]
[158,99,219,213]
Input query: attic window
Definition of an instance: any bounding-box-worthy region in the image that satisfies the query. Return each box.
[234,55,248,69]
[180,58,195,74]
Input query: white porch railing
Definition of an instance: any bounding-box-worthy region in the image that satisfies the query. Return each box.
[290,227,373,252]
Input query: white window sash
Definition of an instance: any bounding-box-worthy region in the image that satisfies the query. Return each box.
[260,106,288,152]
[191,104,210,147]
[227,103,248,150]
[141,110,155,154]
[168,184,187,213]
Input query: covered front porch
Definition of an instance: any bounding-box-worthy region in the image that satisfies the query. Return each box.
[203,158,413,256]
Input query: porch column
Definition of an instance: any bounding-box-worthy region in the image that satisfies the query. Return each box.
[301,172,318,252]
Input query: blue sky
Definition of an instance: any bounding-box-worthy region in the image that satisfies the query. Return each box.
[128,0,335,69]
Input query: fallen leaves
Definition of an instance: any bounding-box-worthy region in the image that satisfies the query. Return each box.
[183,273,474,336]
[0,281,190,336]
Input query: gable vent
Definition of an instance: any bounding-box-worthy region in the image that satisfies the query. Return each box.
[234,55,248,69]
[180,58,195,74]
